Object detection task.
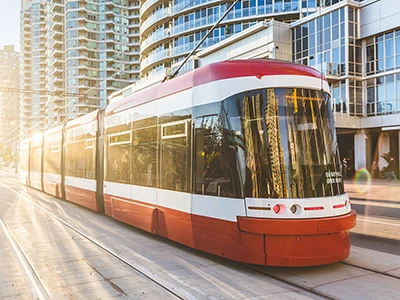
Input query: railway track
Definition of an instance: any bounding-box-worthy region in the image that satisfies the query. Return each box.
[1,176,399,299]
[0,182,189,300]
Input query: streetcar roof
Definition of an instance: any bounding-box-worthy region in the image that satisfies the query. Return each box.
[44,124,63,136]
[105,59,324,116]
[65,109,99,130]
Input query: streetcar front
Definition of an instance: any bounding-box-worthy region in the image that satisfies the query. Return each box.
[193,69,356,266]
[234,87,356,266]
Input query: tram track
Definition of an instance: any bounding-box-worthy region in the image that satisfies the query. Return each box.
[0,216,50,300]
[1,177,399,299]
[240,259,400,300]
[238,263,335,300]
[0,182,190,300]
[339,261,400,280]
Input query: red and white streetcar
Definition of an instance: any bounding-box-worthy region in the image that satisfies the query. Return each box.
[20,59,356,266]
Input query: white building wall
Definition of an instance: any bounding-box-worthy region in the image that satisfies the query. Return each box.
[360,0,400,38]
[196,21,291,67]
[378,132,390,170]
[354,130,368,170]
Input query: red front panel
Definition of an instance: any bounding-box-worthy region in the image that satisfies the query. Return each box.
[65,185,98,211]
[238,210,357,266]
[265,231,350,266]
[103,190,355,266]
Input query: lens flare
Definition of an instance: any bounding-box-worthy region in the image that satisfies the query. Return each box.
[354,168,371,193]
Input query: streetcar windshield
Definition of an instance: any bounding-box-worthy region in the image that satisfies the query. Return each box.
[194,88,344,199]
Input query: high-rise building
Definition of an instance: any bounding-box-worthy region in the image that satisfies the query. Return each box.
[20,0,47,138]
[291,0,400,176]
[139,0,307,79]
[137,0,400,175]
[20,0,141,138]
[0,45,20,152]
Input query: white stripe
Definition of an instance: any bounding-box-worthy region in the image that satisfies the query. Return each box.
[158,88,193,115]
[192,194,246,222]
[65,176,96,191]
[131,185,157,205]
[157,189,192,213]
[30,171,41,180]
[43,173,61,184]
[193,75,330,107]
[104,181,130,199]
[245,193,351,219]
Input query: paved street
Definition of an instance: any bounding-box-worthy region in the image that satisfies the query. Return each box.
[344,178,400,255]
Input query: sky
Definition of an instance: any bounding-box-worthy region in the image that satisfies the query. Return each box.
[0,0,22,51]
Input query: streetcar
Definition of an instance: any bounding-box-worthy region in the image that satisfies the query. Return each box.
[19,59,356,266]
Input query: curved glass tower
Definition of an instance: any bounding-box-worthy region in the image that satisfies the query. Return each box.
[140,0,310,79]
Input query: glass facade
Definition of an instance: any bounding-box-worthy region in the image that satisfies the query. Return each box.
[140,0,304,78]
[20,2,47,138]
[293,1,400,122]
[193,87,343,199]
[22,0,141,133]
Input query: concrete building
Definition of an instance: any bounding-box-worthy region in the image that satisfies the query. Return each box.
[20,0,141,138]
[20,0,47,138]
[0,45,20,156]
[291,0,400,177]
[129,0,399,177]
[139,0,314,79]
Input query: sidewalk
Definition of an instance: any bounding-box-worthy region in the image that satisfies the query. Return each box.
[344,178,400,201]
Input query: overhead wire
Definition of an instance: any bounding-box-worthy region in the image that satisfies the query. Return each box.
[3,0,232,145]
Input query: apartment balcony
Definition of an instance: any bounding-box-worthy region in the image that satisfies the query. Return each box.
[128,1,140,9]
[53,48,64,58]
[53,57,64,68]
[52,38,63,49]
[140,0,163,16]
[141,28,169,53]
[51,11,63,22]
[23,15,30,25]
[23,42,31,51]
[128,21,140,29]
[141,8,170,36]
[51,0,63,13]
[51,30,62,40]
[52,67,63,77]
[141,49,170,72]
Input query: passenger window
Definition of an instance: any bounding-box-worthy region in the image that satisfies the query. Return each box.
[194,114,237,197]
[131,126,157,187]
[160,120,190,192]
[106,131,131,184]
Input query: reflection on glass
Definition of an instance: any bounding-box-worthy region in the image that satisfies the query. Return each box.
[194,88,344,199]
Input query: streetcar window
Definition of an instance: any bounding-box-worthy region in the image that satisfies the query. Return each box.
[160,120,190,192]
[51,145,60,153]
[30,140,42,173]
[106,131,131,184]
[85,138,95,179]
[65,140,85,178]
[161,121,187,139]
[158,109,192,193]
[20,143,30,172]
[44,142,61,175]
[193,101,243,198]
[131,126,157,187]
